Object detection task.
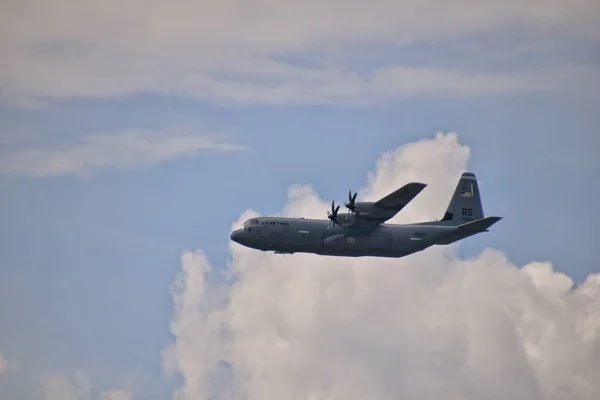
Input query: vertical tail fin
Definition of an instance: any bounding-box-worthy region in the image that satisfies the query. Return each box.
[438,172,484,226]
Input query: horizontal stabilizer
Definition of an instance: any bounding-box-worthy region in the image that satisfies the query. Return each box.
[457,216,502,233]
[373,182,427,210]
[436,216,502,245]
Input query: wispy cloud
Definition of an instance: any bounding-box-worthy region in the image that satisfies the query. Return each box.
[0,129,247,177]
[1,0,598,106]
[41,372,133,400]
[0,348,7,375]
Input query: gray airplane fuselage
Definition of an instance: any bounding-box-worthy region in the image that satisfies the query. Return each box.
[230,216,456,258]
[229,172,502,258]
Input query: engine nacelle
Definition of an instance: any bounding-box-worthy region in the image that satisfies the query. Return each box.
[352,202,397,221]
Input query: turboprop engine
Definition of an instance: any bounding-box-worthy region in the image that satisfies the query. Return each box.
[344,190,398,222]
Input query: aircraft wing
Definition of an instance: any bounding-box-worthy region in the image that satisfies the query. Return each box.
[340,182,427,231]
[373,182,427,211]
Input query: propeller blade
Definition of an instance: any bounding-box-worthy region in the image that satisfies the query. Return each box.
[345,190,358,213]
[327,200,344,228]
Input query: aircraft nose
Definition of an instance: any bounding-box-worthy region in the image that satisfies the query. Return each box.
[230,229,242,243]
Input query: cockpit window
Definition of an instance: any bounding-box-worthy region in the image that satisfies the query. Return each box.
[242,219,259,228]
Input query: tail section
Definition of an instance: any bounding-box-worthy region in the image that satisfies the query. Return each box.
[431,172,503,245]
[438,172,484,226]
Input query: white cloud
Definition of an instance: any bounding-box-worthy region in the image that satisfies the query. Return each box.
[1,0,598,106]
[162,250,234,400]
[41,372,92,400]
[0,348,7,375]
[0,129,247,177]
[40,372,133,400]
[163,132,600,400]
[99,390,133,400]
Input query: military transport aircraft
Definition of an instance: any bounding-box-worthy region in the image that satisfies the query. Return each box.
[230,172,502,258]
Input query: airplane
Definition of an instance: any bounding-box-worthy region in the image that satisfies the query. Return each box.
[229,172,502,258]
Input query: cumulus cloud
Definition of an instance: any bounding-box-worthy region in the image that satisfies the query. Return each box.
[162,250,235,400]
[1,0,598,105]
[163,132,600,400]
[0,129,247,177]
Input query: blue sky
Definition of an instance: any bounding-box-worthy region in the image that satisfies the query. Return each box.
[1,1,599,399]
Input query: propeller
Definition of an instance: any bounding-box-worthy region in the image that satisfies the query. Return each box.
[345,190,358,214]
[327,201,341,228]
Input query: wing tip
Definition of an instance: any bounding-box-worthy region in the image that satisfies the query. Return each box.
[406,181,427,190]
[372,181,427,208]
